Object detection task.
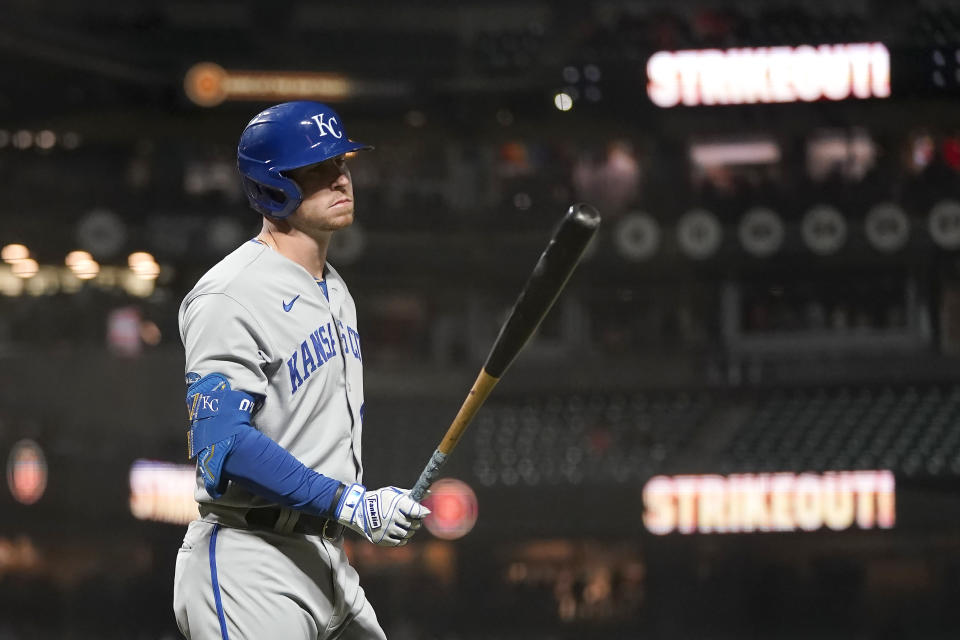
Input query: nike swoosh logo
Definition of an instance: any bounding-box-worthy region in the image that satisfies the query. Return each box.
[282,295,301,312]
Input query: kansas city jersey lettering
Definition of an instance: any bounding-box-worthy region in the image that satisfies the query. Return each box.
[338,319,363,361]
[287,321,362,395]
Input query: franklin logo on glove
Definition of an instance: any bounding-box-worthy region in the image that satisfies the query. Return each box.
[335,483,429,546]
[365,494,382,529]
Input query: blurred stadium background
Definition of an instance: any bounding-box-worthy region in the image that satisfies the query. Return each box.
[2,0,960,638]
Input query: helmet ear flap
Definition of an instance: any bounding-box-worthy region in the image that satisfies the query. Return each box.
[241,178,283,215]
[237,162,303,219]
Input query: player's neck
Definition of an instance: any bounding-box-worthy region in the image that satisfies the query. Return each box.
[258,220,331,279]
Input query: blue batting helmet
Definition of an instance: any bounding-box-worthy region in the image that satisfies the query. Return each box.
[237,101,372,219]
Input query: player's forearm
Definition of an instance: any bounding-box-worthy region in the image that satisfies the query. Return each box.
[222,427,345,518]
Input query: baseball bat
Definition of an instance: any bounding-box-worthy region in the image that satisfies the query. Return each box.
[410,203,601,502]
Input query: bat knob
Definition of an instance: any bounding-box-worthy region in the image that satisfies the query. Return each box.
[569,203,601,229]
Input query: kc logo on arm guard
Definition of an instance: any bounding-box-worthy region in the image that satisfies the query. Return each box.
[185,375,257,458]
[183,373,260,499]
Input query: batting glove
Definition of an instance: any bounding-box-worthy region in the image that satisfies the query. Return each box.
[335,484,430,547]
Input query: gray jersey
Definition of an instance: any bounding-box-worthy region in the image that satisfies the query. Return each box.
[179,239,365,508]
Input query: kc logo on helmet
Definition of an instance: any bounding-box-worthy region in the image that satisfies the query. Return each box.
[311,114,343,139]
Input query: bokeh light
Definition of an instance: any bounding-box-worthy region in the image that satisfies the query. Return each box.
[12,130,32,149]
[11,258,38,279]
[127,251,154,268]
[36,130,56,149]
[7,439,47,505]
[422,478,479,540]
[1,244,29,263]
[65,250,93,268]
[72,259,100,280]
[553,92,573,111]
[129,252,160,280]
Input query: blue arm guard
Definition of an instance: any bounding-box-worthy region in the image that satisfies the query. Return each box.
[222,428,344,516]
[186,374,343,514]
[186,374,254,498]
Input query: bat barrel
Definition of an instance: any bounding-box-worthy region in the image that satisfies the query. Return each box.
[410,203,600,501]
[484,203,601,378]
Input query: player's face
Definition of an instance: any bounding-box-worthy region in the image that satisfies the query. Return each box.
[286,155,355,232]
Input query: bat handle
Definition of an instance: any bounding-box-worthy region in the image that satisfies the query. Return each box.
[410,449,448,502]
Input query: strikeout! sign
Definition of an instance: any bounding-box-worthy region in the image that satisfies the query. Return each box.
[646,43,890,107]
[643,471,895,535]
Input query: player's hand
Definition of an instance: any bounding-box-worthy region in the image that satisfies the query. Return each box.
[335,484,430,547]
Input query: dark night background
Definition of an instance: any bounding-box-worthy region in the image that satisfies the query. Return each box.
[1,1,960,638]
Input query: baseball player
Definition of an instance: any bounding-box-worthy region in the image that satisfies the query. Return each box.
[173,101,430,640]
